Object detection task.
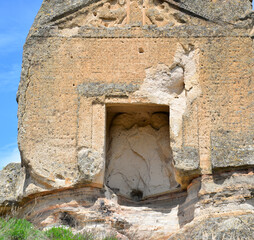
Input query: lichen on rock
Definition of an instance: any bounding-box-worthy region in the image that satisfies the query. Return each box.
[0,163,25,208]
[78,148,104,182]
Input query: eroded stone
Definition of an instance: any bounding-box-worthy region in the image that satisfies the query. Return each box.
[106,112,178,199]
[78,148,104,182]
[0,163,25,210]
[5,0,254,238]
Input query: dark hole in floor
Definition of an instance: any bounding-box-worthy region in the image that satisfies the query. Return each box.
[130,189,143,201]
[60,212,76,227]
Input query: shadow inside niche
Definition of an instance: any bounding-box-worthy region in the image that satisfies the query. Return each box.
[177,180,201,228]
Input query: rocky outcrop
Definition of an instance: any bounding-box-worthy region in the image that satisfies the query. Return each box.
[169,214,254,240]
[2,0,253,239]
[12,169,253,240]
[0,163,25,213]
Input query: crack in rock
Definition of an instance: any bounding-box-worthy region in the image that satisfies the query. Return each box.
[105,112,178,200]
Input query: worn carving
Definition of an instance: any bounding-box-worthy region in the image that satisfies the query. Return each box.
[85,0,128,27]
[145,0,189,27]
[106,112,178,200]
[55,0,192,29]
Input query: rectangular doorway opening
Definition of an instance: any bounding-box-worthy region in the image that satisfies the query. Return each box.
[105,104,179,202]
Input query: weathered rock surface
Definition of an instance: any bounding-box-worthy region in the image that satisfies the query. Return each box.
[1,0,253,239]
[106,112,178,199]
[211,130,254,169]
[12,169,253,240]
[169,214,254,240]
[0,163,25,212]
[78,148,104,183]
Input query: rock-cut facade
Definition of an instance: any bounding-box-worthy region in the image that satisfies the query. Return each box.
[0,0,254,239]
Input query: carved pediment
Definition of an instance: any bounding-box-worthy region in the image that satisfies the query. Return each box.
[53,0,203,29]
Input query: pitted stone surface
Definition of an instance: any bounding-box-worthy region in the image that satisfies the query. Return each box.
[78,148,104,182]
[0,163,25,206]
[77,82,139,97]
[5,0,254,238]
[169,214,254,240]
[211,130,254,169]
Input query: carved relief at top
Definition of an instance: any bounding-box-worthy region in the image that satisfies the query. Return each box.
[144,0,189,27]
[86,0,128,27]
[56,0,191,28]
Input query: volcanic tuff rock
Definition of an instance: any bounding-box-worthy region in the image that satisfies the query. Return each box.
[106,112,178,199]
[0,163,25,212]
[1,0,253,239]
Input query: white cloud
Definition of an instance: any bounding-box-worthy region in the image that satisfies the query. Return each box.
[0,147,21,170]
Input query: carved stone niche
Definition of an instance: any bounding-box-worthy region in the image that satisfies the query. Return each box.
[105,104,180,201]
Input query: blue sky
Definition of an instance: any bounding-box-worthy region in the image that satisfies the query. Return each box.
[0,0,42,169]
[0,1,253,170]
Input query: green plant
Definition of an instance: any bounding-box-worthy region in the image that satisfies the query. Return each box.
[0,218,119,240]
[45,227,94,240]
[0,218,46,240]
[103,236,118,240]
